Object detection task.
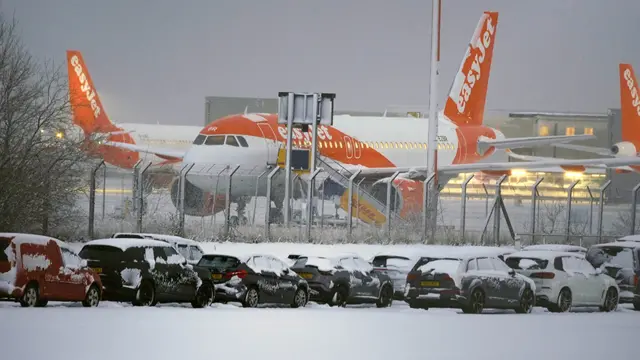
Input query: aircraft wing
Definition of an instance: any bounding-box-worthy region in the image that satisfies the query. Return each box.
[550,143,613,156]
[103,141,185,161]
[338,156,640,182]
[506,151,635,172]
[478,134,594,154]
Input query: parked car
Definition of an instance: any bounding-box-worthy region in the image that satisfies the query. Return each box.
[404,252,536,314]
[0,233,102,307]
[111,232,204,265]
[290,254,394,307]
[370,253,421,300]
[522,244,587,254]
[79,238,214,308]
[586,241,640,310]
[505,250,619,312]
[197,253,309,308]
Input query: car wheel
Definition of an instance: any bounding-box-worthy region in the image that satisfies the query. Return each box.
[291,288,307,308]
[328,286,348,307]
[243,287,259,308]
[192,282,214,308]
[462,289,485,314]
[133,281,156,307]
[550,288,572,313]
[515,287,535,314]
[20,283,40,308]
[82,285,101,307]
[599,287,618,312]
[376,284,393,308]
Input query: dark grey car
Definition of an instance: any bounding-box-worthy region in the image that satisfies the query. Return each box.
[404,255,536,314]
[290,255,394,307]
[197,253,309,308]
[586,241,640,310]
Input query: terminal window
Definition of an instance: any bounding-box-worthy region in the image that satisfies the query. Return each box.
[565,127,575,136]
[584,127,594,135]
[539,125,549,136]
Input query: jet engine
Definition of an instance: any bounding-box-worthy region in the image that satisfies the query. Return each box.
[170,178,226,217]
[610,141,637,157]
[369,177,424,218]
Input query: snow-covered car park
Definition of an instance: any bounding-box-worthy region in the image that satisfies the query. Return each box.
[1,233,639,360]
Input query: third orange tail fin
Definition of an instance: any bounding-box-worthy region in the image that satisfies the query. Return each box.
[443,11,499,127]
[67,50,115,135]
[620,63,640,145]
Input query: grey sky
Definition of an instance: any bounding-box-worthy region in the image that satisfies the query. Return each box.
[3,0,640,126]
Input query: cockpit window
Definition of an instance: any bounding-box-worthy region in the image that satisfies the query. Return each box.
[192,134,206,145]
[237,136,248,147]
[226,136,239,147]
[205,135,225,145]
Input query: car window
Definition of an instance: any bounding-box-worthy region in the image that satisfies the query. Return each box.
[60,246,83,269]
[416,258,462,276]
[204,135,225,145]
[192,134,206,145]
[353,257,373,272]
[578,258,596,275]
[153,247,168,262]
[561,256,581,272]
[0,237,10,262]
[123,247,146,262]
[190,246,204,262]
[490,257,512,272]
[338,257,358,271]
[467,259,477,271]
[476,257,494,271]
[505,257,548,270]
[268,257,289,272]
[250,256,272,272]
[176,244,190,259]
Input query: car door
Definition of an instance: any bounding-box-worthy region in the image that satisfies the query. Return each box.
[151,246,172,298]
[353,256,379,297]
[475,257,501,307]
[58,245,89,301]
[561,256,587,305]
[338,257,366,298]
[251,256,279,303]
[163,246,196,301]
[577,258,605,305]
[269,256,298,303]
[491,257,524,306]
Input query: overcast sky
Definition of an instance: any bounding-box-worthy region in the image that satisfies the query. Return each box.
[3,0,640,126]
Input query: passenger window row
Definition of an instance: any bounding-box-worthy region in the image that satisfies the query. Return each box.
[284,139,456,151]
[192,134,249,147]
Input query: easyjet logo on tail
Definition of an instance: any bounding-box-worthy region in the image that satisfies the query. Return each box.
[70,55,101,119]
[623,68,640,117]
[456,15,496,114]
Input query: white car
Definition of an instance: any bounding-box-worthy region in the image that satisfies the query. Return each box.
[505,250,619,312]
[111,233,204,265]
[522,244,587,254]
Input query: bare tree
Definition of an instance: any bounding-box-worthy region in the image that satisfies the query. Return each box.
[0,12,90,235]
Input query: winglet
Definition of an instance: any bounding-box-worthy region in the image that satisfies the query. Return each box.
[444,11,499,127]
[620,63,640,145]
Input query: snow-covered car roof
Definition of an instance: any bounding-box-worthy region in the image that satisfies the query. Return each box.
[83,238,171,251]
[0,232,65,247]
[616,235,640,243]
[590,241,640,249]
[506,250,585,260]
[113,233,201,246]
[522,244,587,253]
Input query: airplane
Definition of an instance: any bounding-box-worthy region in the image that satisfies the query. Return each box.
[100,11,640,225]
[508,63,640,174]
[66,50,203,184]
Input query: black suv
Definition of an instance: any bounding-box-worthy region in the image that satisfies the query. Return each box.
[79,238,214,308]
[587,240,640,310]
[197,253,309,308]
[290,254,394,307]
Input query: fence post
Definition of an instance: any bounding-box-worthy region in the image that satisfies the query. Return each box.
[131,160,142,213]
[565,180,580,243]
[629,182,640,235]
[223,165,241,239]
[421,173,436,243]
[386,171,401,240]
[137,162,153,233]
[530,177,544,244]
[306,168,323,242]
[264,167,281,240]
[347,170,362,239]
[459,174,474,243]
[586,186,595,235]
[251,170,268,225]
[177,163,194,236]
[88,160,105,239]
[493,175,507,245]
[597,180,612,243]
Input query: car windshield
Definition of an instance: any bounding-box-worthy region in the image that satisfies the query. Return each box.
[587,246,635,269]
[505,257,548,270]
[414,257,461,275]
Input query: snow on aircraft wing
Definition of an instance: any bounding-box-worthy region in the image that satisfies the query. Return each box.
[338,156,640,181]
[478,134,595,154]
[506,151,634,172]
[103,141,185,161]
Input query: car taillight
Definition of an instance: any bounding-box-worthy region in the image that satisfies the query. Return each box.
[442,274,453,281]
[406,273,418,281]
[634,274,639,287]
[224,269,248,279]
[530,272,555,279]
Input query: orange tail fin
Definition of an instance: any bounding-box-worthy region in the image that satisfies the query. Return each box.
[67,50,115,135]
[619,63,640,145]
[443,11,499,126]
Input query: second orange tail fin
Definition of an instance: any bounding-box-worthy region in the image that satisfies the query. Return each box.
[620,63,640,146]
[443,11,499,127]
[67,50,115,135]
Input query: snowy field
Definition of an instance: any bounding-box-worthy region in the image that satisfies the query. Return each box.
[1,241,638,359]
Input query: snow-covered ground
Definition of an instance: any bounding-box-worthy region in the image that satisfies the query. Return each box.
[1,301,637,360]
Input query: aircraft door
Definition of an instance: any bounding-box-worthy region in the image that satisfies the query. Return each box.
[344,136,354,159]
[257,123,278,165]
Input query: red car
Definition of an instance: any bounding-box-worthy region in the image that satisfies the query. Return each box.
[0,233,102,307]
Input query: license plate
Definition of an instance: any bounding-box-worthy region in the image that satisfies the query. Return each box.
[211,273,222,280]
[420,280,439,287]
[298,273,313,279]
[91,267,102,274]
